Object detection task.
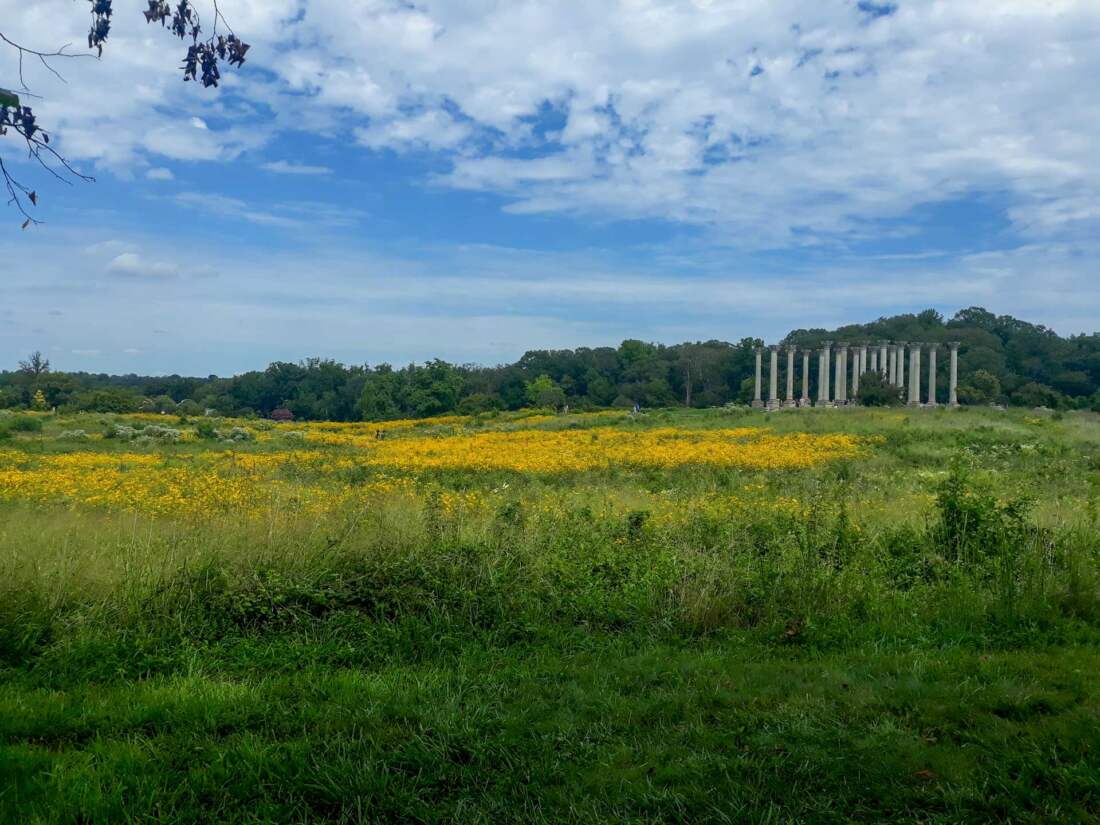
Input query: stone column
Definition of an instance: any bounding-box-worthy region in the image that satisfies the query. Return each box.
[768,345,780,410]
[801,350,811,406]
[784,346,796,407]
[818,342,832,405]
[859,344,868,376]
[896,343,906,389]
[851,348,860,400]
[879,342,889,377]
[907,344,921,407]
[870,350,878,374]
[887,345,896,385]
[926,345,938,406]
[752,347,763,408]
[948,342,960,407]
[835,343,848,404]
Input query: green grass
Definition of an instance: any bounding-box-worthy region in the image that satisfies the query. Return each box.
[1,407,1099,822]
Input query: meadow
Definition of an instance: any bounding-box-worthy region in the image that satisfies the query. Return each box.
[1,405,1098,823]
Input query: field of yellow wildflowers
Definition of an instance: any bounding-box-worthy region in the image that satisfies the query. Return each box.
[1,405,1098,823]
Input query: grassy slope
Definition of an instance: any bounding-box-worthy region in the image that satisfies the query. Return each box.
[3,630,1098,823]
[1,407,1098,823]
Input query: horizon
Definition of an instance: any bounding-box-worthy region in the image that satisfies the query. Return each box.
[4,1,1100,374]
[3,303,1095,380]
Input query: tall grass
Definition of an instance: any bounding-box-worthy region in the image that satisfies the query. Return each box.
[3,467,1095,675]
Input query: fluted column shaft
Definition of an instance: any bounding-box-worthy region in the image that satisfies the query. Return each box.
[752,348,763,408]
[768,346,779,409]
[835,345,847,403]
[818,344,831,404]
[879,343,889,377]
[927,346,938,406]
[897,344,906,389]
[801,351,810,405]
[949,343,960,407]
[785,347,796,405]
[908,345,920,406]
[851,349,860,399]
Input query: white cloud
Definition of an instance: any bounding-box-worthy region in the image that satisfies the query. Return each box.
[107,252,179,279]
[3,0,1099,248]
[146,167,175,181]
[356,110,473,152]
[172,191,364,229]
[261,160,333,176]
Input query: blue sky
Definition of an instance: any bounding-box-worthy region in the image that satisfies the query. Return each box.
[2,0,1099,375]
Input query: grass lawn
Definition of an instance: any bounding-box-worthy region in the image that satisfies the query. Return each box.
[1,406,1098,822]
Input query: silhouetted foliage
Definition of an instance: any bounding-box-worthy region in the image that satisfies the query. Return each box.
[1,1,249,224]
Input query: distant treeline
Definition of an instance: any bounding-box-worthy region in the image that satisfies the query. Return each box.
[3,307,1099,420]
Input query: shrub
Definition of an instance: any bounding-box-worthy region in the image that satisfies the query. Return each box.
[930,464,1033,565]
[104,423,138,440]
[194,421,219,440]
[176,399,204,416]
[57,430,91,442]
[1011,382,1066,409]
[143,425,183,443]
[110,424,182,444]
[458,393,503,415]
[3,415,44,433]
[856,372,903,406]
[220,427,255,442]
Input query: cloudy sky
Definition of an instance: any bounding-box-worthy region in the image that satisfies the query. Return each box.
[1,0,1098,375]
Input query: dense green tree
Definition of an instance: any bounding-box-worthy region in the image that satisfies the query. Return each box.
[69,388,142,413]
[525,375,567,410]
[2,308,1097,420]
[957,369,1002,405]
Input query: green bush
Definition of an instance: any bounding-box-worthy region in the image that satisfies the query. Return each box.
[194,421,219,440]
[856,372,903,406]
[3,415,44,433]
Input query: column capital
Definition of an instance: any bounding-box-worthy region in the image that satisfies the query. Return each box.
[821,340,833,348]
[769,343,781,352]
[948,341,961,350]
[836,341,849,349]
[786,344,798,353]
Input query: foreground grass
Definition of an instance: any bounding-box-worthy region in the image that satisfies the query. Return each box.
[3,628,1098,823]
[1,407,1098,822]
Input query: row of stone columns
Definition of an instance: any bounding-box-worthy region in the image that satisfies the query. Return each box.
[752,342,961,409]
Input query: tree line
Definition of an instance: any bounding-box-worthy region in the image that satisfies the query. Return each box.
[2,308,1098,419]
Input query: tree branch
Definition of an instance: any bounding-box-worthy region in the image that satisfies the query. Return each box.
[0,31,95,89]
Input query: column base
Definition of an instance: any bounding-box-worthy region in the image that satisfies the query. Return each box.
[906,400,920,407]
[922,402,939,409]
[799,398,811,407]
[766,400,781,411]
[782,400,798,408]
[948,402,960,409]
[751,400,764,409]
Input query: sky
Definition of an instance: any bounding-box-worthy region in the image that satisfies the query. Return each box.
[1,0,1098,376]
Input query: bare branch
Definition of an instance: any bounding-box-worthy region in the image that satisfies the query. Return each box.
[0,155,41,226]
[0,31,95,89]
